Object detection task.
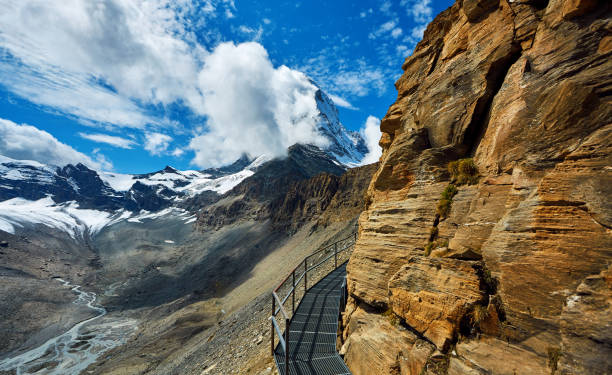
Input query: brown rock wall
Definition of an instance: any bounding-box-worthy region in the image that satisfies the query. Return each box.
[344,0,612,373]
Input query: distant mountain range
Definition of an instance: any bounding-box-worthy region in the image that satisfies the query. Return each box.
[0,87,369,238]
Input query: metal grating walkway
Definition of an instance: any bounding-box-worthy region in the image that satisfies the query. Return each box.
[273,264,350,375]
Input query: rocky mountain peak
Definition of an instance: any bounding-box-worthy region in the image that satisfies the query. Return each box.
[313,86,369,165]
[161,165,178,173]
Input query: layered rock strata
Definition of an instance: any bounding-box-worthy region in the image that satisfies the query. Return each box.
[344,0,612,374]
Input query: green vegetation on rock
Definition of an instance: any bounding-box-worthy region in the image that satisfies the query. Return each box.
[436,183,458,219]
[448,158,479,185]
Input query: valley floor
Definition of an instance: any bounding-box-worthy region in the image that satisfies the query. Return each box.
[0,217,356,375]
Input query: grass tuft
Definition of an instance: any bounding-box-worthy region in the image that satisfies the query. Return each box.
[437,184,458,219]
[448,158,479,185]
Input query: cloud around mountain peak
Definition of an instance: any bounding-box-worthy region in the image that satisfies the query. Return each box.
[189,42,330,167]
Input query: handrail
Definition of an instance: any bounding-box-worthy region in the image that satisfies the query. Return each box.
[306,243,352,273]
[273,291,289,320]
[269,229,358,372]
[269,316,286,352]
[273,232,356,293]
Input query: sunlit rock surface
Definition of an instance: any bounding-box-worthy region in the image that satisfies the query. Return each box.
[344,0,612,373]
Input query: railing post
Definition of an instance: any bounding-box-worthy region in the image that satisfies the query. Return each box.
[292,270,295,314]
[285,317,290,375]
[304,259,308,292]
[334,242,338,269]
[271,296,275,356]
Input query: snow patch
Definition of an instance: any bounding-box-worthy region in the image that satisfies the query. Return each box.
[0,197,128,238]
[99,172,136,191]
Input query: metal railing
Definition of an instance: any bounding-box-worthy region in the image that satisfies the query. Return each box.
[269,231,357,373]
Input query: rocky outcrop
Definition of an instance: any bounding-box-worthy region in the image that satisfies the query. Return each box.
[344,0,612,374]
[388,257,485,350]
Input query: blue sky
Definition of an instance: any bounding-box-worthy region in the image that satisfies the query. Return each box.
[0,0,453,173]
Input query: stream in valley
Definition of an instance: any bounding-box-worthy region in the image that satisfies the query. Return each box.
[0,279,137,375]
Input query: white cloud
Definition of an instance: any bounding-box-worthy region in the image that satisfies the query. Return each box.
[401,0,434,42]
[0,0,209,128]
[0,1,392,170]
[327,94,358,110]
[297,49,388,99]
[79,133,136,149]
[380,1,393,14]
[330,68,386,97]
[396,45,412,56]
[189,42,328,167]
[144,132,173,156]
[238,25,264,41]
[172,148,185,157]
[369,20,398,40]
[263,18,271,24]
[360,8,373,18]
[0,118,111,170]
[391,28,403,38]
[411,24,428,39]
[359,116,382,165]
[406,0,433,23]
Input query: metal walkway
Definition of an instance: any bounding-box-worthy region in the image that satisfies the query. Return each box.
[273,264,350,375]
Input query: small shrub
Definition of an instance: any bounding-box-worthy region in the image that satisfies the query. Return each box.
[448,158,479,185]
[448,160,460,177]
[441,184,458,200]
[458,158,477,176]
[437,184,458,219]
[470,305,489,325]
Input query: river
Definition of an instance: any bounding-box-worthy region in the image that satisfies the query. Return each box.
[0,279,137,375]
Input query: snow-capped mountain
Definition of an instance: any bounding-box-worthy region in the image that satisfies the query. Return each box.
[313,88,369,166]
[0,154,266,211]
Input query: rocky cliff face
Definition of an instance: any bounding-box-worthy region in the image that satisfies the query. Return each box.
[343,0,612,374]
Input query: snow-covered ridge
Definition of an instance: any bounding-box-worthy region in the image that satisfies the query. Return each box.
[0,197,196,238]
[100,154,269,195]
[0,155,58,184]
[0,153,275,237]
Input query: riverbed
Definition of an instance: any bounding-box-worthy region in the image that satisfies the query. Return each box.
[0,279,137,375]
